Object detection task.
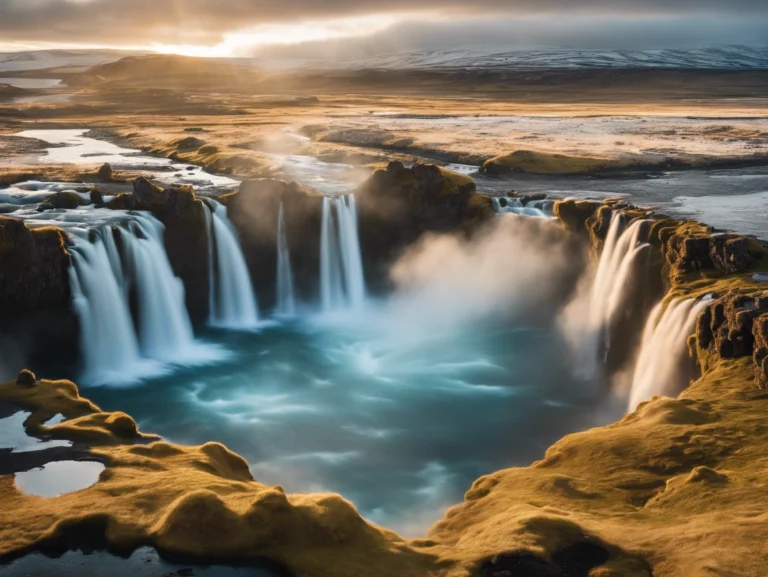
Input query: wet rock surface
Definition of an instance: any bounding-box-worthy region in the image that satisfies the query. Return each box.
[0,216,71,318]
[356,162,494,292]
[106,177,211,322]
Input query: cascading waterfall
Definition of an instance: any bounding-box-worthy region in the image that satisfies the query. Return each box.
[276,201,296,317]
[68,231,145,384]
[119,216,194,362]
[67,212,226,385]
[491,197,552,218]
[628,298,709,412]
[320,194,366,312]
[204,201,259,329]
[118,216,196,361]
[579,212,650,378]
[336,195,366,308]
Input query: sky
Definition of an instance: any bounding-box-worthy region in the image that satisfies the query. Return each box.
[0,0,767,57]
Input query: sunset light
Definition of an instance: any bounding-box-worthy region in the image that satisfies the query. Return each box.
[149,14,403,58]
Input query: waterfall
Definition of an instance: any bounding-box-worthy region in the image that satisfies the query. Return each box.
[491,197,551,218]
[68,234,144,384]
[276,202,296,316]
[320,194,366,312]
[204,201,259,329]
[628,298,709,412]
[578,212,650,378]
[67,212,226,385]
[119,216,196,361]
[336,195,366,309]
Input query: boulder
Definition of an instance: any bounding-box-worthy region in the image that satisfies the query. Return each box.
[16,369,36,387]
[97,163,113,181]
[90,189,105,207]
[44,192,83,210]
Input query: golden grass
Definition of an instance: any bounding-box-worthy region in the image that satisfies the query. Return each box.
[482,150,638,175]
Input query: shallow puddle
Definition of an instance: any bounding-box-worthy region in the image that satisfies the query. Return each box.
[14,460,105,497]
[0,547,284,577]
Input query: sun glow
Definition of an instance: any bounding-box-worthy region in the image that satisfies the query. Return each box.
[149,14,402,58]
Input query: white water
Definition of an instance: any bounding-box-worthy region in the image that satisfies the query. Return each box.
[628,298,709,412]
[320,195,366,312]
[579,212,650,378]
[67,213,225,385]
[276,202,296,317]
[68,233,148,385]
[119,217,197,360]
[205,202,259,329]
[491,197,552,218]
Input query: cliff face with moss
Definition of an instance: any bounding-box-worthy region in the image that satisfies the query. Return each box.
[2,197,767,577]
[555,198,768,390]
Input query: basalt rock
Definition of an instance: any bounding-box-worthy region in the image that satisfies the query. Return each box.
[0,216,71,316]
[225,178,323,308]
[224,164,494,306]
[106,177,210,322]
[97,163,113,181]
[90,189,105,207]
[696,293,768,360]
[355,162,494,291]
[16,369,36,387]
[753,314,768,388]
[43,191,84,210]
[666,232,758,278]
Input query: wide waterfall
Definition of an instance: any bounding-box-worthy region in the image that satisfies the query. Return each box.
[579,212,650,378]
[628,298,709,412]
[67,213,223,385]
[118,217,196,361]
[276,202,296,317]
[204,201,259,329]
[68,232,145,384]
[320,194,366,312]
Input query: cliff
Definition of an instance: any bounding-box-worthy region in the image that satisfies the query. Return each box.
[2,199,767,577]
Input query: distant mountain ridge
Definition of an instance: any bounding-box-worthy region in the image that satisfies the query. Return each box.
[280,45,768,71]
[1,45,766,77]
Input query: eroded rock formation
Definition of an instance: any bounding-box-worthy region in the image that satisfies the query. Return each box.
[107,177,211,322]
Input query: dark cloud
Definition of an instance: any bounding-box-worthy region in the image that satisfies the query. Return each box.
[0,0,766,48]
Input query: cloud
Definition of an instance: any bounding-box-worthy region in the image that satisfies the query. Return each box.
[0,0,766,50]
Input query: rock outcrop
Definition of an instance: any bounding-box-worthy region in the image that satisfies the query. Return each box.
[355,162,494,291]
[224,178,323,308]
[223,164,495,307]
[107,177,210,322]
[0,217,71,316]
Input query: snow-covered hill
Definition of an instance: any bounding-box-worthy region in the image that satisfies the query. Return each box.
[257,45,768,71]
[0,49,148,72]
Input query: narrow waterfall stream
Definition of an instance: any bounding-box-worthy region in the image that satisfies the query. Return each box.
[68,233,146,384]
[320,194,366,312]
[276,202,296,317]
[628,298,710,412]
[204,202,259,329]
[579,212,650,378]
